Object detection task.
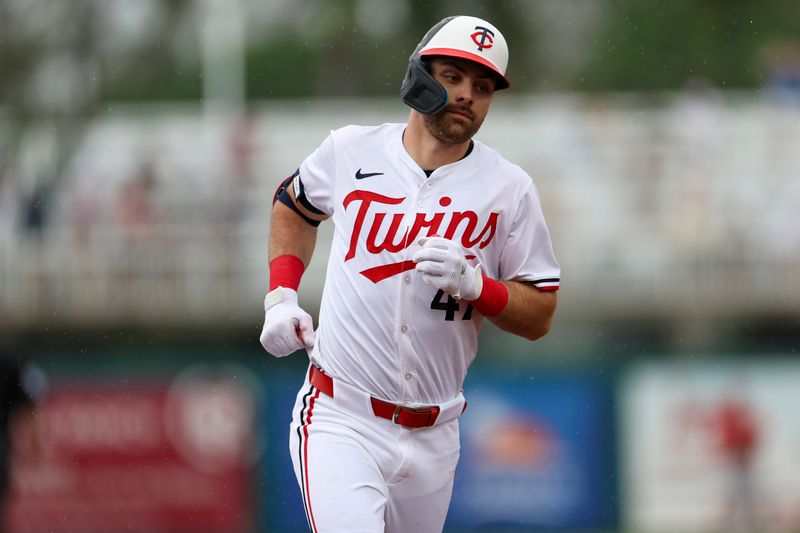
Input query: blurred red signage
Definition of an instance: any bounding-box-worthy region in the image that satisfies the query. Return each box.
[6,369,258,533]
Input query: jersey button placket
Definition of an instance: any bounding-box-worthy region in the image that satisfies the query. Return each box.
[415,181,428,208]
[397,193,424,402]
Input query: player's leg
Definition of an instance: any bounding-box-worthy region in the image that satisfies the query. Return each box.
[289,381,388,533]
[384,420,461,533]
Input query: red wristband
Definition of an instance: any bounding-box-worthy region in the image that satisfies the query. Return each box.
[470,276,509,317]
[269,255,305,291]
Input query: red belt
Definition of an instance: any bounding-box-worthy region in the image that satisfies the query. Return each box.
[309,365,440,429]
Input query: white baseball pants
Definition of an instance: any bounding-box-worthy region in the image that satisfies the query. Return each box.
[289,365,462,533]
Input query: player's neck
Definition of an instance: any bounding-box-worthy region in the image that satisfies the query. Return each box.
[403,114,472,172]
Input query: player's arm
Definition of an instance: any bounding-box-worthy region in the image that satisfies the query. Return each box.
[413,237,557,341]
[269,201,317,263]
[260,174,329,358]
[485,281,556,340]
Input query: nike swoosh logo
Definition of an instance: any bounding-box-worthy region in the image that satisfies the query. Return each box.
[355,168,384,180]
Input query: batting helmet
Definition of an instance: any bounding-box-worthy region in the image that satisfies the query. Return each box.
[401,15,510,115]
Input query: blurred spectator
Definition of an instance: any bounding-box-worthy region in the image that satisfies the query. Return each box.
[760,39,800,107]
[0,344,47,533]
[115,161,157,241]
[18,180,53,242]
[69,178,103,248]
[712,390,760,533]
[112,161,159,294]
[218,111,258,226]
[205,111,261,281]
[225,110,258,188]
[674,382,762,533]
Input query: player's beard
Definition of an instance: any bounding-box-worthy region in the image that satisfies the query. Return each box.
[423,104,484,144]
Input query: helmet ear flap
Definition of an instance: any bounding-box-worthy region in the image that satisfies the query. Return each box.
[401,57,447,115]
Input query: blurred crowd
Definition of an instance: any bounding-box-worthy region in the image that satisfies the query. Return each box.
[2,84,800,328]
[2,0,800,331]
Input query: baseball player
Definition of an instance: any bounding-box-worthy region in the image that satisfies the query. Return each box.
[260,15,560,533]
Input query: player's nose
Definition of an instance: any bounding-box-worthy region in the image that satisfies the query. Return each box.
[453,82,474,105]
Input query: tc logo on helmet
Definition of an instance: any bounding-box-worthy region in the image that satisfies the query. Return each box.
[470,26,495,51]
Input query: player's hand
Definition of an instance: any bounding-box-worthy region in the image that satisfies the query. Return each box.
[259,287,316,357]
[412,236,483,300]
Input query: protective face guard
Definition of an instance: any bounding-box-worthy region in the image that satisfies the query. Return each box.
[400,16,454,115]
[400,56,448,115]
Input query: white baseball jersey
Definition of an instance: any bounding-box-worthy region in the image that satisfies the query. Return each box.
[296,122,560,405]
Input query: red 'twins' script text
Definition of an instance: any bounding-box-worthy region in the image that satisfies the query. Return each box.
[343,190,499,261]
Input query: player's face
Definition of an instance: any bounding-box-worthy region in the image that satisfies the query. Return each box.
[424,57,496,144]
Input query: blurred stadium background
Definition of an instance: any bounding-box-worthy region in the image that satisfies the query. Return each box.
[2,0,800,532]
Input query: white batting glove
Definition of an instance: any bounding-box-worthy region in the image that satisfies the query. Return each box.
[412,237,483,300]
[259,287,316,357]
